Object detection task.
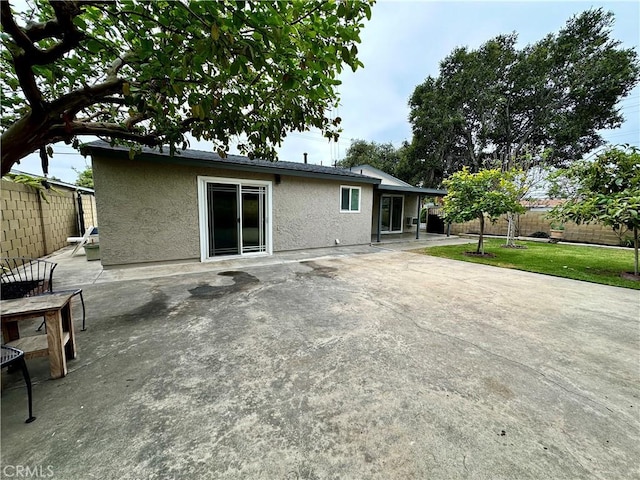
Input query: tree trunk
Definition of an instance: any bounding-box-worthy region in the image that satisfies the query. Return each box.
[478,214,485,254]
[505,212,515,247]
[1,112,51,176]
[634,226,638,276]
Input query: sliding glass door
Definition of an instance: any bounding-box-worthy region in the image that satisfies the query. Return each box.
[381,195,404,233]
[199,178,271,260]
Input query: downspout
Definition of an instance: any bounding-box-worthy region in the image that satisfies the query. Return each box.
[76,191,86,235]
[376,192,382,243]
[416,195,421,240]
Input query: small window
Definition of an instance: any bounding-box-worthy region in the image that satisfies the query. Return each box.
[340,186,361,213]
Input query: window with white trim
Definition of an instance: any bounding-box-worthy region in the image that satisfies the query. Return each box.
[340,186,361,213]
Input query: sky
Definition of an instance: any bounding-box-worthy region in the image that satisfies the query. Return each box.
[11,0,640,183]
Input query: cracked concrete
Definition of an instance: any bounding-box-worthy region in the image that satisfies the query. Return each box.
[1,244,639,479]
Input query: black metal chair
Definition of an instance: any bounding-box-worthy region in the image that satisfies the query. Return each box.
[1,345,36,423]
[1,257,87,331]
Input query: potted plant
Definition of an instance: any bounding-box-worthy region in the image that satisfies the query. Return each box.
[83,236,100,261]
[549,223,565,243]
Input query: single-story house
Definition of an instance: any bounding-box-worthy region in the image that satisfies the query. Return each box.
[84,141,444,267]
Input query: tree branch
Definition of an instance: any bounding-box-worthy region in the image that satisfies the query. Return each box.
[0,1,36,53]
[48,121,161,146]
[49,78,124,116]
[24,19,64,42]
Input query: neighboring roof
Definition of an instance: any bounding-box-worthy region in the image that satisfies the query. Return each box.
[348,164,446,195]
[82,141,381,185]
[350,164,412,187]
[9,169,95,193]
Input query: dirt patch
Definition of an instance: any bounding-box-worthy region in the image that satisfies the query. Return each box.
[500,244,528,249]
[620,272,640,281]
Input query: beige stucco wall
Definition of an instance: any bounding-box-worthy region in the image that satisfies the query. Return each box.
[273,177,373,251]
[92,155,374,266]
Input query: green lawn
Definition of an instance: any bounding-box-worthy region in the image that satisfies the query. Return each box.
[419,239,640,290]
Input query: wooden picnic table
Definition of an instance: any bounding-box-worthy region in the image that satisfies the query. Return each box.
[1,292,77,379]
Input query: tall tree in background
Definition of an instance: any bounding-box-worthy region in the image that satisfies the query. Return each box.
[336,139,403,175]
[407,8,639,188]
[1,0,373,176]
[74,165,93,188]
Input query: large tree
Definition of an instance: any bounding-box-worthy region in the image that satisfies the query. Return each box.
[1,0,373,176]
[407,8,639,188]
[336,139,402,174]
[549,146,640,276]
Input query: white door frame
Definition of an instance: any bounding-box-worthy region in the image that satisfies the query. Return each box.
[197,176,273,261]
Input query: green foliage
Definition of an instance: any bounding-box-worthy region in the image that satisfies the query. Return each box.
[549,146,640,274]
[442,168,525,224]
[336,139,406,177]
[1,0,374,175]
[407,9,639,187]
[3,173,61,203]
[73,166,94,188]
[421,239,640,290]
[442,168,525,254]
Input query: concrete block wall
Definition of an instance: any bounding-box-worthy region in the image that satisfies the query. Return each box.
[1,181,46,258]
[81,194,98,229]
[1,179,97,258]
[449,210,624,246]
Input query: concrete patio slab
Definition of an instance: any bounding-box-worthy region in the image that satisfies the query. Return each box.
[1,247,638,479]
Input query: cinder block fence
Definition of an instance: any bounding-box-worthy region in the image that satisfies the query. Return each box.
[449,210,623,246]
[1,179,97,258]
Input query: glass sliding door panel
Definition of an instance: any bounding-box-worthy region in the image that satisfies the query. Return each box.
[391,196,403,232]
[207,183,239,256]
[381,196,391,232]
[241,186,266,253]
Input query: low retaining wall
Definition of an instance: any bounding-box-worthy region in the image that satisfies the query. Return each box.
[449,210,624,246]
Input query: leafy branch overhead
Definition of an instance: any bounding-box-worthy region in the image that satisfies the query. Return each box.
[0,0,374,176]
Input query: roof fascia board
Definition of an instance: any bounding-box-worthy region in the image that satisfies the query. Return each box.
[376,184,446,195]
[87,146,381,185]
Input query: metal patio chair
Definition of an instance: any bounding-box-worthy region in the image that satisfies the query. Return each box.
[1,257,87,331]
[1,345,36,423]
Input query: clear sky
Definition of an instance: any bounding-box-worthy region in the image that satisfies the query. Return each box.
[12,0,640,183]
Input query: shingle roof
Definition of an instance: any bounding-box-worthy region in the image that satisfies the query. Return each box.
[83,141,381,185]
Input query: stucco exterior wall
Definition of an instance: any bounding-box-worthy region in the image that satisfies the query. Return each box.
[273,178,373,251]
[93,155,374,266]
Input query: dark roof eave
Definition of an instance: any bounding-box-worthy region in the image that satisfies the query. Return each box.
[83,143,381,185]
[376,184,446,195]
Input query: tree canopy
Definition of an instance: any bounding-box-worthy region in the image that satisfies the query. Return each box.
[549,146,640,275]
[406,8,639,188]
[1,0,374,176]
[74,165,93,188]
[337,139,401,172]
[442,168,525,254]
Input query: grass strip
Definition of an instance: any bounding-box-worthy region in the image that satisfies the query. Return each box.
[419,239,640,290]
